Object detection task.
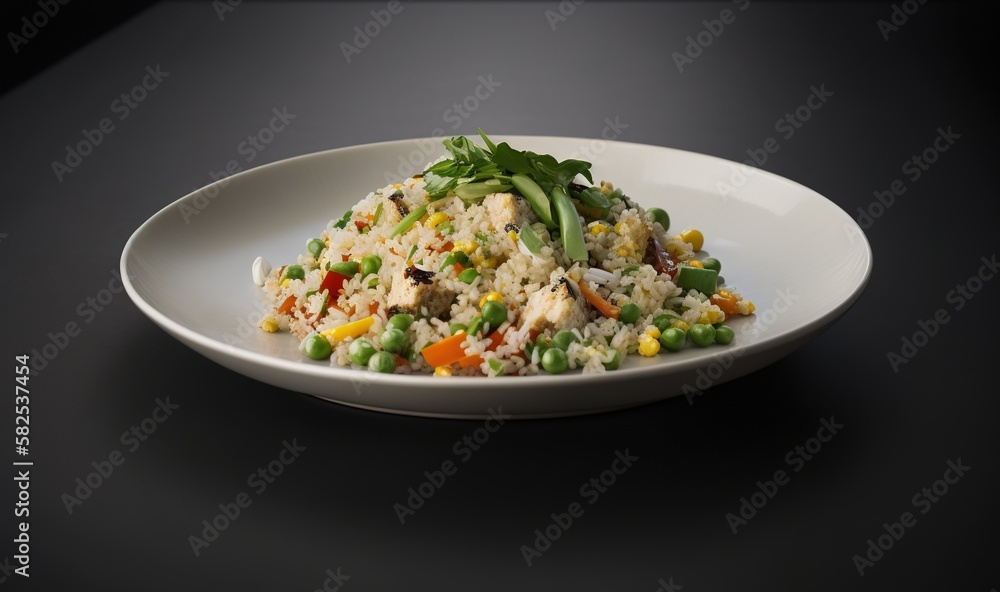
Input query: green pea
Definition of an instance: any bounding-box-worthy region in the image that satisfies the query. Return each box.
[541,348,568,373]
[367,351,396,373]
[653,314,675,333]
[449,322,467,336]
[646,208,670,232]
[619,303,641,325]
[467,316,485,336]
[659,328,686,352]
[348,338,376,366]
[328,261,359,276]
[452,250,470,266]
[481,301,507,329]
[307,238,325,258]
[284,264,305,280]
[304,334,332,360]
[360,254,382,276]
[702,257,721,273]
[550,331,579,351]
[380,328,408,354]
[458,268,480,284]
[688,323,716,347]
[387,313,414,331]
[714,324,735,345]
[602,348,622,370]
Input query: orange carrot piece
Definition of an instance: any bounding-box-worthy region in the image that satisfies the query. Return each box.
[277,295,297,315]
[457,354,483,368]
[455,331,504,368]
[421,333,471,367]
[578,280,620,320]
[368,301,380,316]
[394,354,409,368]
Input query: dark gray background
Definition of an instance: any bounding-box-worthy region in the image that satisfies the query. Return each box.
[2,1,998,590]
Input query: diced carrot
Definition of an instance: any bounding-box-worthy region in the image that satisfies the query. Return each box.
[457,354,483,368]
[454,331,504,368]
[277,295,297,315]
[421,333,470,367]
[342,254,350,262]
[395,354,409,368]
[710,293,740,316]
[354,221,367,231]
[368,301,380,316]
[439,241,454,253]
[454,262,465,273]
[578,280,620,320]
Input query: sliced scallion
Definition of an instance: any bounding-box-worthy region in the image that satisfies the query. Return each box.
[454,181,512,201]
[518,222,545,257]
[390,204,427,238]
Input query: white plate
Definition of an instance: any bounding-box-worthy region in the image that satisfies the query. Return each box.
[121,136,872,419]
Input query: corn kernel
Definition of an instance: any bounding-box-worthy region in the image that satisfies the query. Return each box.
[614,222,627,235]
[427,212,449,229]
[746,301,756,314]
[589,223,608,236]
[280,278,291,288]
[393,183,403,189]
[687,260,704,269]
[434,366,452,377]
[479,291,503,308]
[679,228,704,252]
[507,230,518,243]
[616,247,631,257]
[481,257,497,269]
[698,310,720,325]
[259,316,279,333]
[665,242,683,256]
[670,320,690,332]
[454,241,476,255]
[717,289,732,299]
[637,335,660,356]
[645,326,661,340]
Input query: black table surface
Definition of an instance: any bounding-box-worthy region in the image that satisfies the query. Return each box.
[2,1,998,590]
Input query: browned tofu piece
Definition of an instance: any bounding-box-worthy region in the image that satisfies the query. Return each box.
[482,192,536,232]
[519,277,589,333]
[386,264,455,318]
